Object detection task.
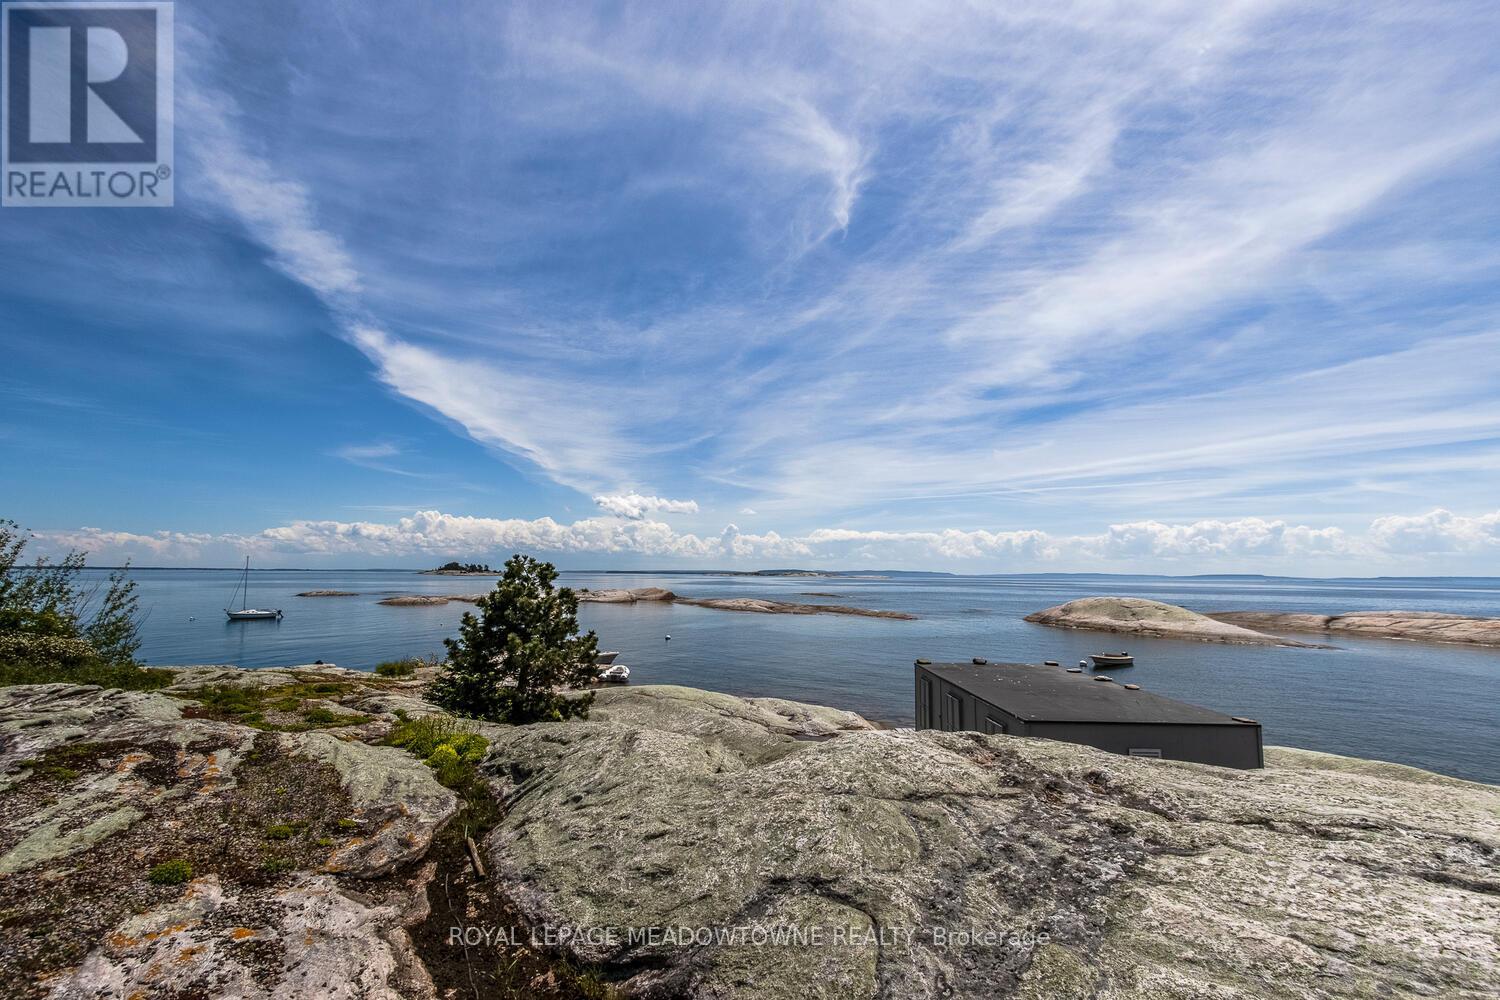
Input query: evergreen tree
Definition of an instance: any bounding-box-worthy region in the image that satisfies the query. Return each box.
[428,554,600,722]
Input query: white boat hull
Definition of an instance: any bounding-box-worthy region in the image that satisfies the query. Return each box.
[227,609,282,621]
[599,663,630,683]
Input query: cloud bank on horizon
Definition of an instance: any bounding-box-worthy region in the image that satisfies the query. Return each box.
[34,507,1500,574]
[3,1,1499,574]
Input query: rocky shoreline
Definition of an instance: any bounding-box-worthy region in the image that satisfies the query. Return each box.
[2,664,1496,998]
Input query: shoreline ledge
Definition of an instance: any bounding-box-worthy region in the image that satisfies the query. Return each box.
[578,586,917,619]
[1024,597,1326,647]
[1208,610,1500,647]
[4,666,1493,998]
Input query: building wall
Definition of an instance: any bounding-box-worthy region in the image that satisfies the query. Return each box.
[1028,721,1263,769]
[914,665,1263,768]
[915,668,1027,735]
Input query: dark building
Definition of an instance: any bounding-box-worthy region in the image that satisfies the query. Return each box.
[915,660,1263,769]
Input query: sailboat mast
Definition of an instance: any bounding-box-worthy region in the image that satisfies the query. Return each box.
[244,557,250,608]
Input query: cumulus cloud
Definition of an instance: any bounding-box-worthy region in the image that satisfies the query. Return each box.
[593,493,700,519]
[1367,509,1500,554]
[38,508,1499,571]
[1086,518,1351,560]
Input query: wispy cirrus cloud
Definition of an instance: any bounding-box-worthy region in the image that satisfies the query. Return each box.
[157,0,1500,560]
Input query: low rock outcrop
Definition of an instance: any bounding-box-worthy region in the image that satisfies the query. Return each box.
[1025,597,1323,646]
[376,594,483,607]
[5,670,1497,999]
[580,587,917,619]
[1209,610,1500,647]
[0,678,456,998]
[483,685,1500,999]
[677,597,917,619]
[578,586,678,603]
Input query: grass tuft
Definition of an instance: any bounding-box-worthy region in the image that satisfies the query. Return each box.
[148,859,193,886]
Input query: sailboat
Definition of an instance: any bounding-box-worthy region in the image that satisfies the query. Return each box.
[225,557,283,621]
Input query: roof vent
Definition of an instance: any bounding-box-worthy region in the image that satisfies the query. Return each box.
[1123,683,1140,690]
[1232,716,1259,724]
[1094,675,1114,683]
[972,657,988,665]
[914,658,931,665]
[1066,667,1083,673]
[1043,660,1059,667]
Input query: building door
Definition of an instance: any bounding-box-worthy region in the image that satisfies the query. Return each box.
[944,692,963,732]
[920,677,935,729]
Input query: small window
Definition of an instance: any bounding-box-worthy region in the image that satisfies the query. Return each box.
[983,715,1007,735]
[1128,748,1162,758]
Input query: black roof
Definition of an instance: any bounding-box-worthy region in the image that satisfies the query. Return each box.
[918,661,1256,726]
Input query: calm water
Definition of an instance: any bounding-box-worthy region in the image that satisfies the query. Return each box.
[90,569,1500,784]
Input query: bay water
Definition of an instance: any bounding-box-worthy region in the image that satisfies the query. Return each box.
[82,569,1500,783]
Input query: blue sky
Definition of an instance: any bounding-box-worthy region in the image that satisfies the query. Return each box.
[3,0,1499,573]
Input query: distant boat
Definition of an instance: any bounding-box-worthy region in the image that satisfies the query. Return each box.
[225,557,283,621]
[1090,652,1134,668]
[600,663,630,683]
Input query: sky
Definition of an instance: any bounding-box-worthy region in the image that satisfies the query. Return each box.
[2,0,1499,574]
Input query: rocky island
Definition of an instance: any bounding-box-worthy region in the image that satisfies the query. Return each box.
[419,562,499,576]
[2,666,1496,999]
[376,594,484,607]
[1207,610,1500,647]
[1026,598,1500,650]
[1025,597,1324,646]
[580,587,917,619]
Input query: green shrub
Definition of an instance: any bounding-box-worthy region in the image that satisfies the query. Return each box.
[265,823,294,840]
[0,655,172,691]
[387,715,489,791]
[148,859,193,885]
[261,856,295,876]
[374,658,420,678]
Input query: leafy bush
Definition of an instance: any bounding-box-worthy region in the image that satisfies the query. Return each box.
[0,519,141,664]
[265,824,294,840]
[427,554,600,723]
[1,519,147,691]
[148,859,193,886]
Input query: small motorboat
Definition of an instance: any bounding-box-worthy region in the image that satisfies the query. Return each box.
[599,663,630,683]
[595,651,620,665]
[1090,652,1134,668]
